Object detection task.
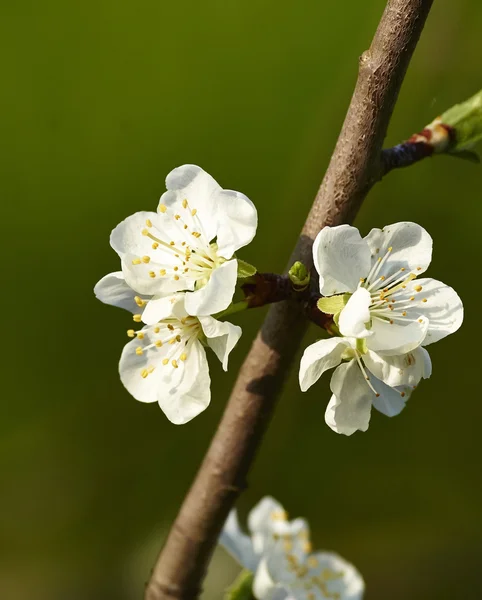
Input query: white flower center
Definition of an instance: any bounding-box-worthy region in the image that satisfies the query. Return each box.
[359,246,424,326]
[135,199,223,287]
[129,314,201,378]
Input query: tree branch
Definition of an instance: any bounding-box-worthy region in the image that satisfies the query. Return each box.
[145,1,434,598]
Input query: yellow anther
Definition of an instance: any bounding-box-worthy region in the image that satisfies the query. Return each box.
[132,258,141,265]
[401,391,406,397]
[168,324,174,330]
[137,332,144,340]
[180,353,187,361]
[142,255,151,264]
[181,241,186,246]
[192,231,201,238]
[148,271,156,278]
[159,269,166,276]
[375,393,380,397]
[191,208,197,216]
[172,359,178,368]
[174,275,180,280]
[418,318,423,323]
[135,346,143,356]
[417,266,422,271]
[422,298,427,302]
[141,369,149,378]
[180,317,187,324]
[155,340,163,347]
[271,510,288,521]
[145,219,152,227]
[154,327,160,333]
[134,296,145,307]
[142,228,149,236]
[175,254,179,258]
[401,267,406,272]
[409,296,415,301]
[415,285,423,292]
[307,557,318,568]
[174,266,179,271]
[183,224,188,230]
[389,319,394,324]
[152,242,159,249]
[380,275,385,281]
[377,257,382,262]
[169,240,175,246]
[184,268,189,273]
[176,334,181,342]
[360,278,365,283]
[159,204,167,213]
[162,358,169,365]
[375,248,380,253]
[182,199,188,209]
[127,329,135,338]
[402,311,407,316]
[133,314,142,322]
[175,214,180,220]
[388,246,393,251]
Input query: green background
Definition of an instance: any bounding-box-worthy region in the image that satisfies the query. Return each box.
[1,1,481,598]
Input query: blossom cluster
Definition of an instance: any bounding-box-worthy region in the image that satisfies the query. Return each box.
[220,496,364,600]
[95,164,257,424]
[95,165,463,433]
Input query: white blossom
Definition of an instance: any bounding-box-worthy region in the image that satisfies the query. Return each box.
[94,274,241,424]
[220,496,364,600]
[109,164,257,319]
[299,222,463,435]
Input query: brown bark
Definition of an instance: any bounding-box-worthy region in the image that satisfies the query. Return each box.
[145,1,434,598]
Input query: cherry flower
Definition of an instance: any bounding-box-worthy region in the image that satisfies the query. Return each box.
[94,274,241,424]
[109,164,257,318]
[299,222,463,435]
[220,496,364,600]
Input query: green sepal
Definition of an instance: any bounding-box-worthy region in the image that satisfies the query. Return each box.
[224,570,255,600]
[317,294,351,315]
[237,259,257,279]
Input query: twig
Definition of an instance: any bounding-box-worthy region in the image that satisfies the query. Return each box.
[145,1,434,598]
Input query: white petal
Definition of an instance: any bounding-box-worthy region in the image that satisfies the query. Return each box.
[141,293,186,325]
[157,341,211,424]
[327,361,373,435]
[299,337,349,392]
[364,221,433,277]
[184,259,238,316]
[253,558,277,600]
[219,510,258,572]
[161,164,220,242]
[391,278,463,346]
[199,316,242,371]
[119,334,170,404]
[248,497,286,537]
[370,375,409,417]
[110,211,159,258]
[94,271,149,313]
[215,189,258,259]
[338,288,373,338]
[306,552,365,600]
[363,346,432,387]
[367,316,428,356]
[313,225,371,296]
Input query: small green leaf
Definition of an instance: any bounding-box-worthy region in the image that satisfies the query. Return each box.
[224,570,254,600]
[440,88,482,153]
[237,259,257,279]
[317,294,351,315]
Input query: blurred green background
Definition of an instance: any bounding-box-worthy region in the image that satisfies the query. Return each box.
[1,1,481,598]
